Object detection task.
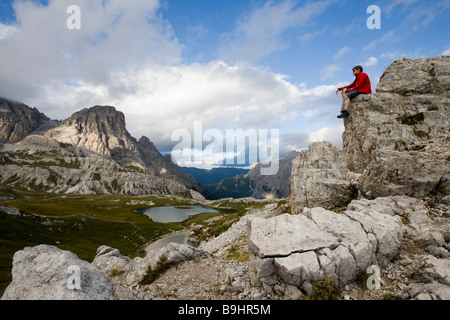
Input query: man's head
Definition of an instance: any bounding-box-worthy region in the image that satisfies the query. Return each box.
[352,65,363,75]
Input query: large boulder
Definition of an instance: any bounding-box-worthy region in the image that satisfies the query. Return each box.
[342,56,450,199]
[290,141,360,213]
[1,245,117,300]
[248,197,404,288]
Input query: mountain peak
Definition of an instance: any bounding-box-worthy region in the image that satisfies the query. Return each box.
[44,105,138,160]
[0,97,50,143]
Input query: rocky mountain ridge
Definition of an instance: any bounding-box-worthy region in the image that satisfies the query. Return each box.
[0,102,207,198]
[0,97,51,144]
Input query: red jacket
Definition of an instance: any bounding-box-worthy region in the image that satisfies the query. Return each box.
[339,72,372,94]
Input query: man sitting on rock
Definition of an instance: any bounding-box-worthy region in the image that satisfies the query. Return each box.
[336,65,372,118]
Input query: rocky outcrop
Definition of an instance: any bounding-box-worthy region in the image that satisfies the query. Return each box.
[248,197,403,288]
[1,243,210,300]
[89,243,210,290]
[277,56,450,299]
[245,195,450,299]
[290,142,360,213]
[45,106,140,162]
[0,245,146,300]
[120,243,211,287]
[0,97,50,143]
[0,205,22,216]
[342,56,450,199]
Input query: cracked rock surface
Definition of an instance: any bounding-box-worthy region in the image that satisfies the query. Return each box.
[248,198,403,288]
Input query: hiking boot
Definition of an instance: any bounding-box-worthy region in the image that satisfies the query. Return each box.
[337,109,349,119]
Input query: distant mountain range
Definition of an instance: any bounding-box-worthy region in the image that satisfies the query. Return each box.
[204,151,299,199]
[0,96,299,200]
[181,167,250,185]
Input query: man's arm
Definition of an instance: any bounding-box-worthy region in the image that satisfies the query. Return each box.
[338,80,356,92]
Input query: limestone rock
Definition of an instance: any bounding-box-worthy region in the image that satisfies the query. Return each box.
[0,205,22,216]
[121,243,211,287]
[415,231,445,248]
[45,106,140,162]
[247,214,339,258]
[274,251,323,287]
[407,282,450,300]
[0,97,50,143]
[1,245,117,300]
[92,246,131,276]
[184,225,204,247]
[419,255,450,286]
[376,56,450,95]
[342,56,450,199]
[248,197,404,288]
[290,141,360,213]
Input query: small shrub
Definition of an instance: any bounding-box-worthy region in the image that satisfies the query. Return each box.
[109,268,124,277]
[303,276,342,300]
[140,254,174,285]
[394,140,407,151]
[92,173,101,181]
[413,130,429,139]
[226,245,250,261]
[396,112,424,125]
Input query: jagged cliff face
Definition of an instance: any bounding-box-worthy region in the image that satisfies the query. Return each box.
[291,56,449,211]
[290,142,359,213]
[0,97,50,143]
[44,106,141,162]
[342,56,450,198]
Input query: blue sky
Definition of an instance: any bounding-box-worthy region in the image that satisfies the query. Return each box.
[0,0,449,168]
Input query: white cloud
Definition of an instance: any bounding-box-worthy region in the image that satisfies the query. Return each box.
[320,64,341,80]
[0,0,181,101]
[364,57,378,67]
[0,23,18,40]
[443,47,450,56]
[308,125,344,147]
[28,59,343,158]
[298,25,328,43]
[333,47,351,61]
[27,61,317,149]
